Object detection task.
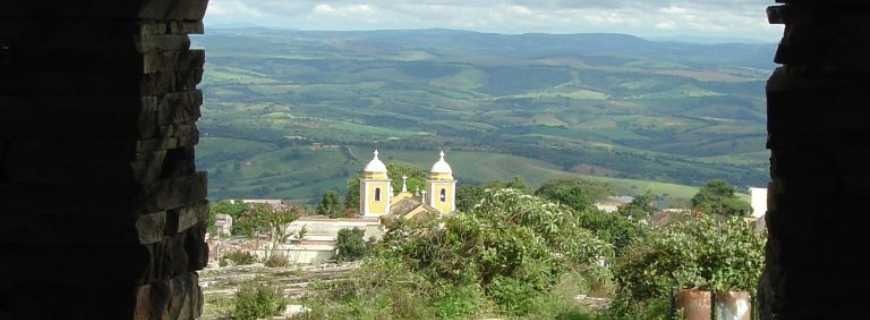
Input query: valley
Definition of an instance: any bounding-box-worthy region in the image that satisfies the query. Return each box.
[193,28,775,202]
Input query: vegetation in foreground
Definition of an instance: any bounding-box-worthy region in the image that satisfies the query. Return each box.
[286,179,763,319]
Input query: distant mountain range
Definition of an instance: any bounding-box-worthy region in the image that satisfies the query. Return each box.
[193,28,774,202]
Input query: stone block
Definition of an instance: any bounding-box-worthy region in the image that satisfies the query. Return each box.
[137,211,169,245]
[0,0,209,20]
[0,68,202,95]
[0,201,208,246]
[3,49,204,74]
[0,90,203,138]
[134,272,203,320]
[172,200,209,234]
[0,172,208,215]
[3,148,195,185]
[135,172,209,213]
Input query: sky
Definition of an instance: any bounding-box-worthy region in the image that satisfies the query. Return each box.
[204,0,783,43]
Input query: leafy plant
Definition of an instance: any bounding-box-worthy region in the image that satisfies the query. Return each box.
[691,180,751,217]
[618,191,659,221]
[611,214,765,316]
[535,178,611,212]
[232,282,288,320]
[239,204,301,260]
[296,225,309,240]
[221,251,257,266]
[317,192,344,218]
[209,200,249,234]
[336,228,369,262]
[264,253,290,268]
[381,189,612,316]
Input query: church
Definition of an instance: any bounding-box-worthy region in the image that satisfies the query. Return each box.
[359,150,457,221]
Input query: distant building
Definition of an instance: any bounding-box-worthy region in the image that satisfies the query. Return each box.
[239,199,287,206]
[233,199,293,210]
[750,187,768,219]
[359,150,456,220]
[595,196,635,213]
[750,187,768,231]
[214,214,233,237]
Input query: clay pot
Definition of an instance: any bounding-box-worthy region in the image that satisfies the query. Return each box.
[674,288,712,320]
[714,291,752,320]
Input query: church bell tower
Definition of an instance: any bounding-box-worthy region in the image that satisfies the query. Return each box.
[426,151,457,214]
[360,150,391,217]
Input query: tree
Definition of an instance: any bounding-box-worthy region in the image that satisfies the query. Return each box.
[614,215,766,303]
[486,176,528,192]
[237,204,301,259]
[534,178,611,212]
[691,180,751,217]
[456,185,487,212]
[317,192,344,218]
[382,189,612,316]
[386,163,427,194]
[335,228,369,262]
[209,200,249,235]
[618,191,658,221]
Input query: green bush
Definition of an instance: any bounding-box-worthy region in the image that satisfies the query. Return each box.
[382,189,612,316]
[608,215,765,318]
[433,283,486,319]
[296,255,438,320]
[221,251,257,266]
[336,228,369,262]
[264,253,290,268]
[232,282,287,320]
[576,209,646,257]
[534,178,611,212]
[691,180,752,217]
[209,201,249,235]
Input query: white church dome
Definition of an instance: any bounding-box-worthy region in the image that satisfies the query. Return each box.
[364,149,388,173]
[430,150,453,174]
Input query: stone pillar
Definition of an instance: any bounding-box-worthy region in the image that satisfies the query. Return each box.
[0,1,209,318]
[760,1,870,319]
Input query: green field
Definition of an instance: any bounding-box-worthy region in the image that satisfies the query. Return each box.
[200,138,703,202]
[193,29,773,203]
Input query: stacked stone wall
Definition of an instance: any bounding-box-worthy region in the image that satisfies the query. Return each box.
[761,1,870,319]
[0,1,209,318]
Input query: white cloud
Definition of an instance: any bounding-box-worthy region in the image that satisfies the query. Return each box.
[313,4,337,14]
[656,21,676,30]
[204,0,783,42]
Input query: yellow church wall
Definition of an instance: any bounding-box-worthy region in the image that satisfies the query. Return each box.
[428,180,456,214]
[364,181,390,216]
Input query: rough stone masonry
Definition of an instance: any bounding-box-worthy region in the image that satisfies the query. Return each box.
[761,1,870,319]
[0,1,209,318]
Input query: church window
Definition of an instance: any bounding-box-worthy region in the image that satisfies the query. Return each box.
[375,188,381,201]
[440,188,446,202]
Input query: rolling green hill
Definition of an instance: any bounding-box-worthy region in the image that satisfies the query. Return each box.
[193,29,773,203]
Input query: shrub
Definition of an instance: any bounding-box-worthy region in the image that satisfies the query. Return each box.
[296,255,438,320]
[576,209,646,257]
[209,201,249,235]
[264,253,290,268]
[609,215,765,317]
[232,282,287,320]
[335,228,369,262]
[432,283,486,319]
[296,225,309,240]
[300,189,620,319]
[221,251,257,266]
[317,192,344,218]
[382,189,612,316]
[534,178,611,212]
